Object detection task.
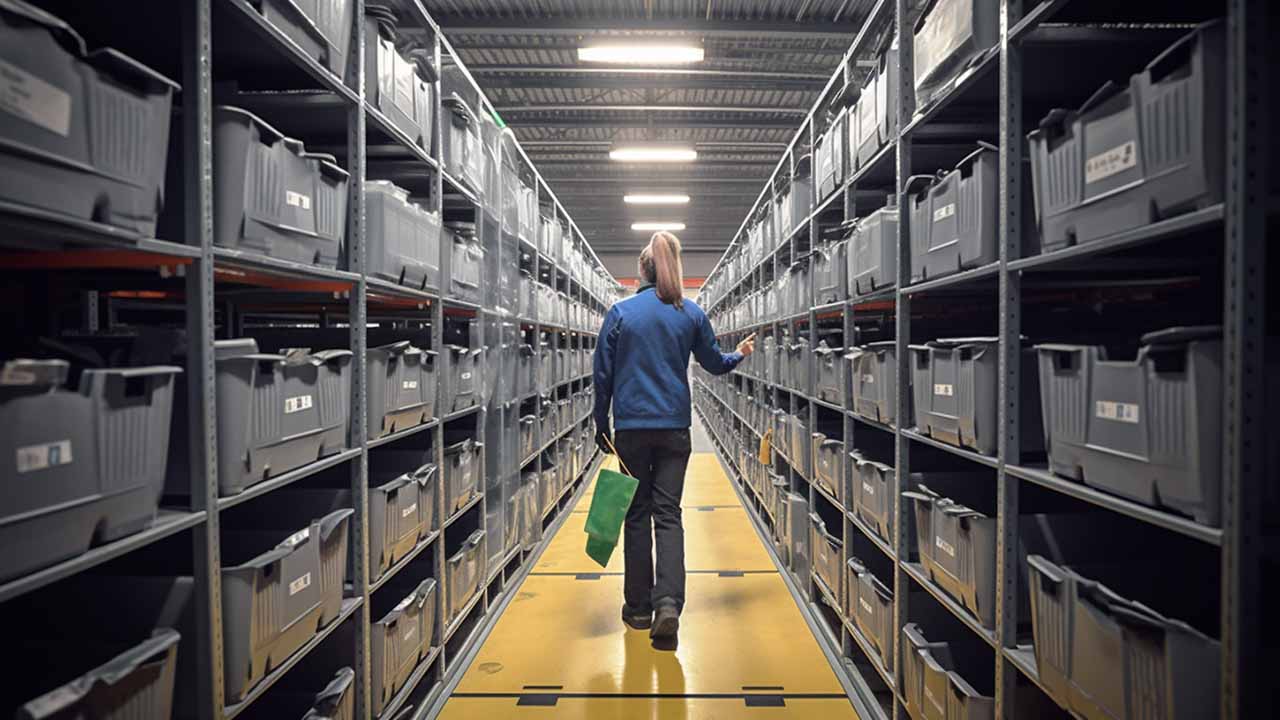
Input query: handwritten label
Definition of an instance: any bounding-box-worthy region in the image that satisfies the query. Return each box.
[1085,141,1137,184]
[935,536,956,558]
[289,572,312,596]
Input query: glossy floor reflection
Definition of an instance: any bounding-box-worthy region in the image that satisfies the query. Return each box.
[439,423,859,718]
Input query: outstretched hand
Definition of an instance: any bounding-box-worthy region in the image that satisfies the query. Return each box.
[736,332,757,357]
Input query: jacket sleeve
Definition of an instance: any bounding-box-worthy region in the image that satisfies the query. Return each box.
[692,311,743,376]
[592,305,621,431]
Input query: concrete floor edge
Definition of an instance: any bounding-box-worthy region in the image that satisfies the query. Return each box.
[693,408,880,720]
[418,451,607,720]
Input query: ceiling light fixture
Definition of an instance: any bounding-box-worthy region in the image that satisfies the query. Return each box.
[624,193,691,205]
[578,44,704,65]
[632,222,686,232]
[609,146,697,163]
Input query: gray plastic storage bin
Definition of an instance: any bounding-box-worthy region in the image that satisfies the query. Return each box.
[789,414,813,479]
[1036,326,1222,526]
[905,484,997,628]
[302,667,355,720]
[1026,555,1219,720]
[1028,22,1224,253]
[367,341,436,440]
[909,145,998,283]
[852,455,894,543]
[912,0,999,108]
[16,628,179,720]
[368,459,436,581]
[0,1,178,236]
[441,344,483,413]
[850,559,894,670]
[792,154,814,229]
[788,338,812,392]
[371,578,436,717]
[813,434,845,504]
[814,342,845,404]
[852,67,877,171]
[517,271,536,319]
[365,181,441,290]
[786,493,810,580]
[221,508,352,702]
[442,94,482,192]
[212,106,348,267]
[364,7,432,148]
[851,201,900,296]
[816,111,846,201]
[902,623,953,720]
[443,438,482,516]
[447,530,486,622]
[518,415,536,462]
[813,240,850,304]
[809,513,843,602]
[207,340,352,496]
[0,359,179,582]
[500,156,520,234]
[448,225,484,304]
[256,0,353,81]
[849,340,899,426]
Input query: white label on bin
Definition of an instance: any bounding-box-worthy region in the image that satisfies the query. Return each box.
[284,394,313,414]
[0,365,36,385]
[935,536,956,558]
[403,379,419,390]
[933,383,954,397]
[286,191,312,210]
[283,527,311,547]
[289,572,312,596]
[402,502,418,518]
[932,203,955,223]
[862,481,875,497]
[403,624,417,642]
[1085,141,1137,184]
[15,440,72,473]
[461,372,472,381]
[1095,400,1140,424]
[861,373,874,384]
[0,60,71,137]
[859,597,874,615]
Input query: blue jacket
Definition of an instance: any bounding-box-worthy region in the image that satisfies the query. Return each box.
[593,285,742,432]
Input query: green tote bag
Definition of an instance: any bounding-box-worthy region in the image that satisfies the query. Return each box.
[583,439,639,567]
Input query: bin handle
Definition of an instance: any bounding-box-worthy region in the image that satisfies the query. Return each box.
[1143,20,1215,85]
[410,463,438,485]
[16,628,181,718]
[1078,80,1126,115]
[317,508,355,540]
[90,365,184,380]
[312,668,356,710]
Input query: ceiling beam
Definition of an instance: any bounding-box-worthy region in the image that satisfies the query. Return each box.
[435,17,863,40]
[496,104,808,115]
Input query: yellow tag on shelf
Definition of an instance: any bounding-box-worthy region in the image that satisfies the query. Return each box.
[758,428,772,465]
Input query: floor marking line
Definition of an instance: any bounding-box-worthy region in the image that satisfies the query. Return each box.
[528,569,778,576]
[449,692,849,700]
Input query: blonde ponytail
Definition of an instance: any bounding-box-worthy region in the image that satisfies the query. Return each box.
[638,231,684,307]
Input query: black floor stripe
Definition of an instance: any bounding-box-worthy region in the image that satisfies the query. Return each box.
[452,692,847,699]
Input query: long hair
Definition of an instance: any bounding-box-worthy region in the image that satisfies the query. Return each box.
[638,231,684,307]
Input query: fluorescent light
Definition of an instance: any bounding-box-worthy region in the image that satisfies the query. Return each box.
[624,193,691,205]
[609,146,697,163]
[632,222,686,232]
[578,44,704,65]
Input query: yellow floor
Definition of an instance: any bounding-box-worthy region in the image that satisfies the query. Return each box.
[439,435,859,719]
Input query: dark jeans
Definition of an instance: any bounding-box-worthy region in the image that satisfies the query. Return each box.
[614,428,692,615]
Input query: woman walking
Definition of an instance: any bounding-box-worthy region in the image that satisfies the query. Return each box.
[592,231,755,646]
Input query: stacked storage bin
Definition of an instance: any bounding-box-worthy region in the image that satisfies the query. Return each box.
[371,579,437,716]
[908,144,999,284]
[442,93,482,192]
[912,0,999,108]
[367,455,437,581]
[366,181,442,290]
[364,6,433,148]
[849,199,899,296]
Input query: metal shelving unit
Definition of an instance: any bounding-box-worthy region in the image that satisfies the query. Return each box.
[693,1,1270,718]
[0,1,620,719]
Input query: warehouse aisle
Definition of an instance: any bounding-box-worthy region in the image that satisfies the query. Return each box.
[438,418,859,719]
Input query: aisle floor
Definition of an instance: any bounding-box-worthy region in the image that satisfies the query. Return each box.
[438,420,860,719]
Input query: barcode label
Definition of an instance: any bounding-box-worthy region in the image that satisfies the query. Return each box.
[402,503,417,518]
[862,481,875,497]
[1095,400,1140,424]
[402,379,418,390]
[859,597,874,615]
[933,203,955,223]
[1085,141,1137,184]
[284,394,313,414]
[935,536,956,558]
[16,440,72,473]
[289,572,312,596]
[0,59,71,137]
[933,383,953,397]
[285,190,312,210]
